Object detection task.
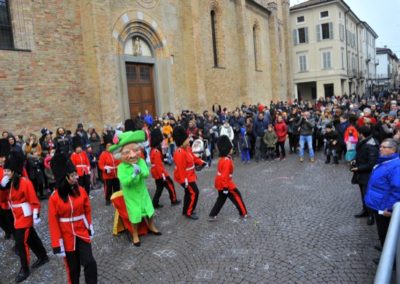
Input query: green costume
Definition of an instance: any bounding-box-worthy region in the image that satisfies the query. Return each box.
[110,130,155,224]
[118,158,154,224]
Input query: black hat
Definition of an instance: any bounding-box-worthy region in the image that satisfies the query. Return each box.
[103,134,114,146]
[326,123,334,129]
[72,136,82,150]
[150,128,164,148]
[124,119,136,132]
[4,150,24,174]
[51,153,76,187]
[77,123,83,129]
[217,135,232,157]
[172,126,188,147]
[0,138,10,157]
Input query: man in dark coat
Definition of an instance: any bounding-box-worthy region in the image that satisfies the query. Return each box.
[350,126,379,225]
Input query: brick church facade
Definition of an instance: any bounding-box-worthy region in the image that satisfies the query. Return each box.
[0,0,292,134]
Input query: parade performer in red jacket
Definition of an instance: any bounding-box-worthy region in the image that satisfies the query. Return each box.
[2,150,48,283]
[0,138,14,240]
[48,153,97,284]
[172,126,206,220]
[70,136,91,195]
[150,128,181,208]
[98,134,120,205]
[208,135,248,221]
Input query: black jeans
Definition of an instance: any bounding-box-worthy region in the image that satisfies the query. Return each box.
[374,213,391,247]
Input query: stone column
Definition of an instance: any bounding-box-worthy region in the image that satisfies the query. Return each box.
[267,2,279,102]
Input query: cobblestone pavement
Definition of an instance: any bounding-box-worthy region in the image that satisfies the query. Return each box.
[1,152,381,283]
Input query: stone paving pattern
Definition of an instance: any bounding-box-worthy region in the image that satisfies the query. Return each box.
[0,153,380,283]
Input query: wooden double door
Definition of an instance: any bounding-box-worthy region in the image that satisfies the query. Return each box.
[126,63,156,118]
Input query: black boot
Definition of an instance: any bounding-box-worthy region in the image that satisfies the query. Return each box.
[325,155,331,164]
[367,215,375,226]
[354,210,369,218]
[31,256,49,269]
[15,268,30,283]
[333,156,339,164]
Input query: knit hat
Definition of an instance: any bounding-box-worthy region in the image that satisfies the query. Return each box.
[217,135,233,157]
[108,130,145,153]
[150,128,163,148]
[172,126,188,147]
[50,153,76,187]
[258,104,265,113]
[4,150,24,174]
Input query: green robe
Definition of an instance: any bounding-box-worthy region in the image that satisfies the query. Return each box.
[117,158,154,224]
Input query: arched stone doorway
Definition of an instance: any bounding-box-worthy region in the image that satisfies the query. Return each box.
[124,37,156,118]
[112,11,172,121]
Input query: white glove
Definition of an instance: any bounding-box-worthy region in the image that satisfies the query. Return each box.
[132,164,141,176]
[56,252,66,257]
[162,173,166,181]
[1,175,9,187]
[184,178,188,188]
[106,168,111,174]
[222,190,229,195]
[33,214,41,225]
[89,224,94,240]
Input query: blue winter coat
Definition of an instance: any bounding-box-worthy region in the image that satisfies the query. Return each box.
[364,153,400,212]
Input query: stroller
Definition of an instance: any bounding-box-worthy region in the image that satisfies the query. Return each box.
[192,138,211,167]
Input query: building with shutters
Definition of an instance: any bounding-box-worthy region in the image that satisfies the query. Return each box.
[290,0,378,101]
[0,0,293,135]
[376,47,399,91]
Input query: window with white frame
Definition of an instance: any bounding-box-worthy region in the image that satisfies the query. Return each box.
[294,27,308,45]
[320,11,329,18]
[317,23,333,40]
[322,51,332,69]
[297,16,304,23]
[299,54,307,72]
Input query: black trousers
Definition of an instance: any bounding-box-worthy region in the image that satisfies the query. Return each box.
[65,237,97,284]
[288,133,299,152]
[209,188,247,217]
[0,208,15,237]
[78,174,91,195]
[358,184,368,211]
[153,176,177,206]
[374,213,391,247]
[15,227,47,271]
[275,141,286,158]
[181,182,199,216]
[104,178,120,201]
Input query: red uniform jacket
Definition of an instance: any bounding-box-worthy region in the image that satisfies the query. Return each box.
[48,186,92,252]
[8,177,40,229]
[70,152,90,176]
[98,151,120,180]
[173,146,204,184]
[150,148,169,180]
[274,121,288,142]
[0,167,10,210]
[214,156,236,191]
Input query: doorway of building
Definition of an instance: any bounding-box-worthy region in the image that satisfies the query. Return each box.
[324,84,334,98]
[126,63,156,118]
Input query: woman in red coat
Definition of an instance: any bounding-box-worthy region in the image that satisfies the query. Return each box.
[274,115,288,160]
[49,153,97,284]
[2,150,48,283]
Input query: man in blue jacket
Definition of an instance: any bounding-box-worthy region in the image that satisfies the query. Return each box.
[364,138,400,263]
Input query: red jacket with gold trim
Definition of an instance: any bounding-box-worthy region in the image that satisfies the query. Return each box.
[173,146,205,184]
[8,177,40,229]
[98,151,120,180]
[150,148,169,180]
[214,156,236,191]
[48,186,92,253]
[70,152,90,176]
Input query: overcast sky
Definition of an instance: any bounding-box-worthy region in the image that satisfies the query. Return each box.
[290,0,400,55]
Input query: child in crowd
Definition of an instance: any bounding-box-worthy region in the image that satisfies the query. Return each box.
[239,127,250,163]
[263,124,277,161]
[344,125,359,162]
[324,124,340,164]
[209,135,248,221]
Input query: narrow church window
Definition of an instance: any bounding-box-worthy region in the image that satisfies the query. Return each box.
[211,10,218,67]
[253,25,258,70]
[0,0,14,49]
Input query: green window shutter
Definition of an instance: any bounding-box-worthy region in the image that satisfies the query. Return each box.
[329,22,333,39]
[316,24,321,41]
[305,27,309,43]
[293,29,298,45]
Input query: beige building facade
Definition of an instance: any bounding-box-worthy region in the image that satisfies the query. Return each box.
[290,0,378,101]
[0,0,292,135]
